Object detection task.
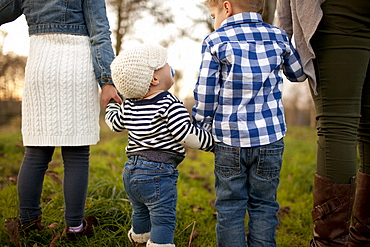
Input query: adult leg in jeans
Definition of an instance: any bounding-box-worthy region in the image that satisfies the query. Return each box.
[358,67,370,175]
[18,146,54,224]
[62,146,90,228]
[349,61,370,246]
[309,35,362,246]
[309,1,369,243]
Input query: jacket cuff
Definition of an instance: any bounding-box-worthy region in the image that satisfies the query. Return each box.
[99,75,113,88]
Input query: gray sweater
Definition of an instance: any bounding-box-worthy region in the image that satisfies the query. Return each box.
[276,0,326,94]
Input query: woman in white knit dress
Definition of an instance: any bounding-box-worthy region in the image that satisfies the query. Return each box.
[0,0,122,241]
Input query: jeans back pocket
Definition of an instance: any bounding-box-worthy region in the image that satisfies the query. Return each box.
[133,176,160,203]
[214,143,241,178]
[256,145,284,180]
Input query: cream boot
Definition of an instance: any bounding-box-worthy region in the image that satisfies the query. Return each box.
[128,228,151,247]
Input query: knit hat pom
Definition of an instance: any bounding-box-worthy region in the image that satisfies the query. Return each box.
[111,44,168,99]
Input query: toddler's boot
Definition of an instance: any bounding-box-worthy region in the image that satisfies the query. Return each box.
[128,228,150,247]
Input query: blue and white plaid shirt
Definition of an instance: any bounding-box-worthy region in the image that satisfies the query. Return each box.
[192,12,306,148]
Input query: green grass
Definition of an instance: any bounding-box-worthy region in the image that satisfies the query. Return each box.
[0,120,316,246]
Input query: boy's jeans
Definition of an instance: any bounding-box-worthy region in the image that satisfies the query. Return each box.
[214,138,284,247]
[123,156,178,244]
[18,146,90,227]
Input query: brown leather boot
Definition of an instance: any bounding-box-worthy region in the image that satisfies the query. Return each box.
[309,174,355,247]
[63,216,98,241]
[348,171,370,246]
[4,215,44,247]
[19,215,45,233]
[49,216,98,246]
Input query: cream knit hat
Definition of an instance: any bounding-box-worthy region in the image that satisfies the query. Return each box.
[111,44,168,99]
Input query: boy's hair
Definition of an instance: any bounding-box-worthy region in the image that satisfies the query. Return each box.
[203,0,264,14]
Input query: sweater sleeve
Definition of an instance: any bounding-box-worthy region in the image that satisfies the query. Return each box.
[105,102,126,132]
[276,0,293,38]
[166,102,214,152]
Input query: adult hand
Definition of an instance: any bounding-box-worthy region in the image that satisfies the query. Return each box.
[101,84,123,107]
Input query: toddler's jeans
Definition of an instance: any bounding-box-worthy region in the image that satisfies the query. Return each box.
[123,155,178,245]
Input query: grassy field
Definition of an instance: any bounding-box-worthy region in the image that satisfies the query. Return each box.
[0,118,317,246]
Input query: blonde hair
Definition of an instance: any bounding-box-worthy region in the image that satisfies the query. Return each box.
[203,0,264,14]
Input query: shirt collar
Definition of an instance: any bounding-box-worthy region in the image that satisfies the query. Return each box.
[219,12,263,29]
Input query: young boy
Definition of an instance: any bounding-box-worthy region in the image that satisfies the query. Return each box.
[192,0,306,246]
[105,44,213,247]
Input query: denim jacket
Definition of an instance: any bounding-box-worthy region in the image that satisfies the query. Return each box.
[0,0,115,87]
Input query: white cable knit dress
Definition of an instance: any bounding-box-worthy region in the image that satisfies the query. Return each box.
[22,34,100,146]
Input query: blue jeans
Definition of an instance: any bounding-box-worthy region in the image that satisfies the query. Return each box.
[18,146,90,227]
[214,139,284,247]
[123,156,178,244]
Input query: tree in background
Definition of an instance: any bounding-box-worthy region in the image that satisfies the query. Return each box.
[0,30,26,125]
[107,0,174,55]
[0,30,26,101]
[178,0,277,42]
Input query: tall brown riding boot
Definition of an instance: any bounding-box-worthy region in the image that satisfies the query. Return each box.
[309,174,355,247]
[348,171,370,246]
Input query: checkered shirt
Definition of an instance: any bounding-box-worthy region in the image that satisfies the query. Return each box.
[192,12,306,147]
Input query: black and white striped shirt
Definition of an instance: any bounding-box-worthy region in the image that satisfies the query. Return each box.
[105,91,214,158]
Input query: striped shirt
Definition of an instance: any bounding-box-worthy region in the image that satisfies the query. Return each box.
[192,12,306,148]
[105,91,213,158]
